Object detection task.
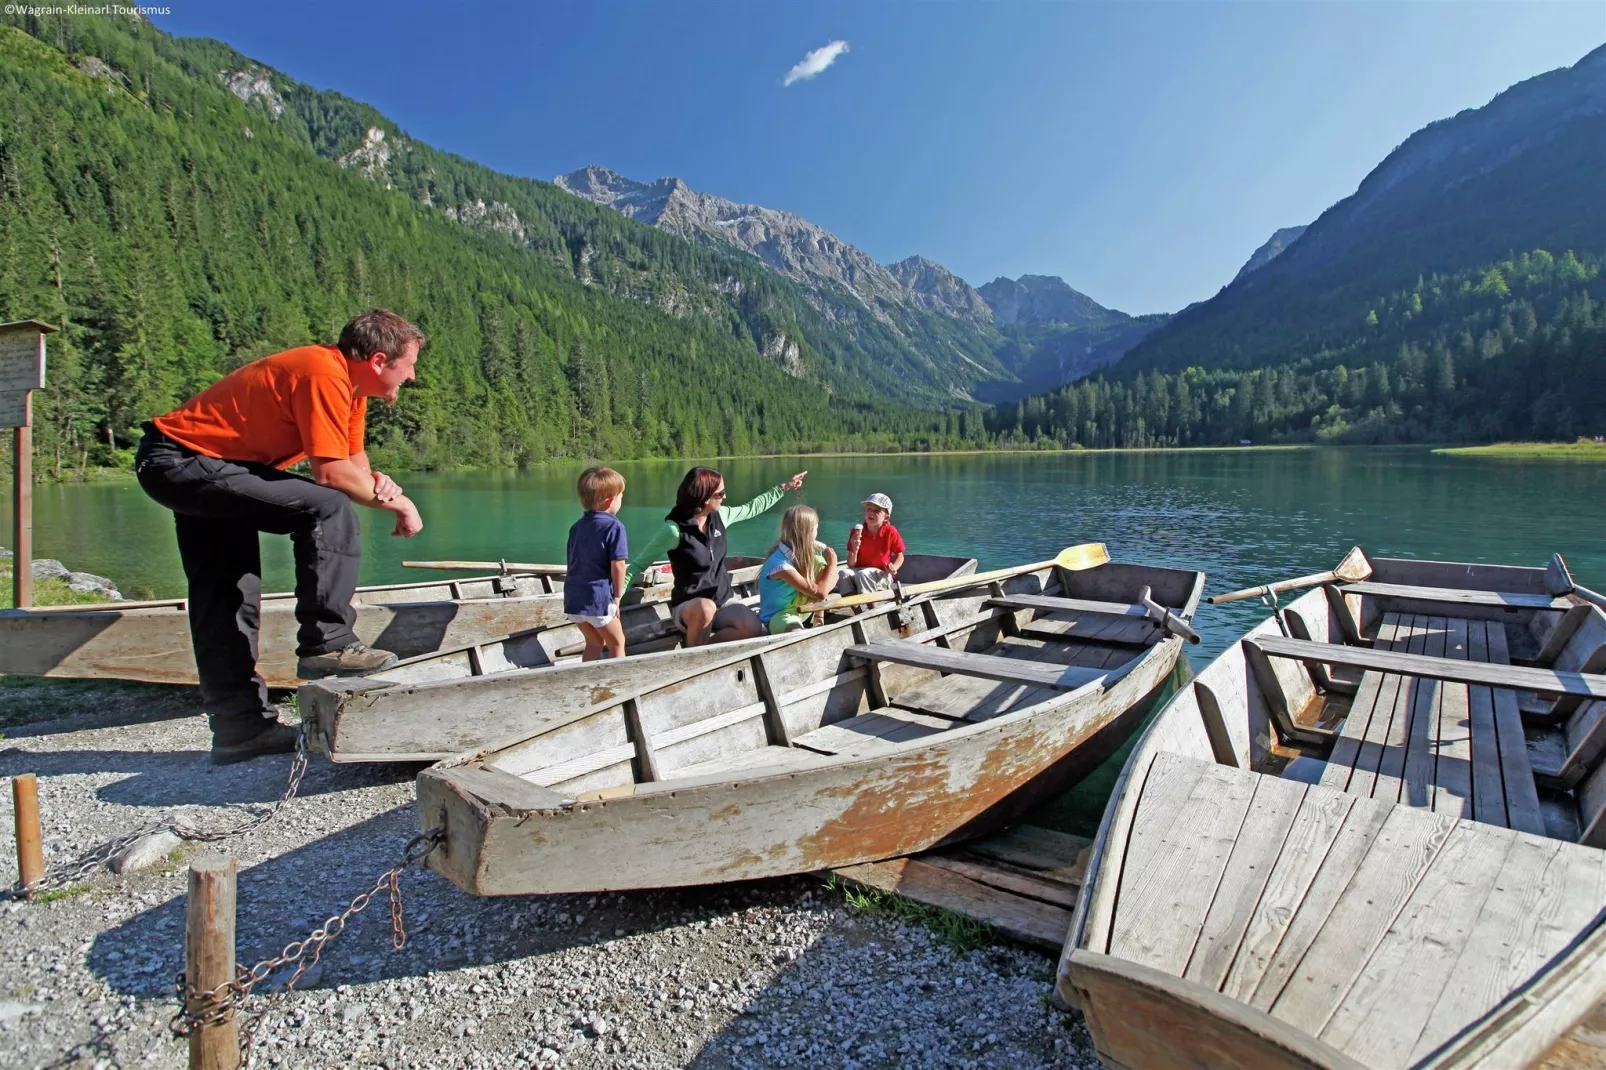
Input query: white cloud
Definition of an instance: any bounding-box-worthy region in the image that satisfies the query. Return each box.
[783,40,849,87]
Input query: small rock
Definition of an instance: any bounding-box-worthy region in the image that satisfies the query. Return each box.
[590,1017,610,1037]
[108,830,181,874]
[30,558,69,580]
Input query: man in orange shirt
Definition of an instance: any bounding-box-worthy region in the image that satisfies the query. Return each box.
[135,309,426,763]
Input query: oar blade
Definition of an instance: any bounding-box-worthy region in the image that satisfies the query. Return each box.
[1332,545,1372,583]
[1056,543,1110,571]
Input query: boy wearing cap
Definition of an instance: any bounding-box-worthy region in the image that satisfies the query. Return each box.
[841,492,906,594]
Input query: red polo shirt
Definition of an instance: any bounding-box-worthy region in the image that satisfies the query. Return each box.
[855,522,905,571]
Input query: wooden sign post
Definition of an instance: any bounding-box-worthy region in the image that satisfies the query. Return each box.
[0,319,54,609]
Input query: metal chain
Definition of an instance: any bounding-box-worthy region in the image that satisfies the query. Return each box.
[4,727,309,900]
[169,827,444,1062]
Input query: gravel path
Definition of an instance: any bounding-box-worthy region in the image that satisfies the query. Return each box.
[0,681,1099,1069]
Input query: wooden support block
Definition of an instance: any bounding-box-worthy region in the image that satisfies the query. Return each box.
[185,853,240,1070]
[11,772,44,893]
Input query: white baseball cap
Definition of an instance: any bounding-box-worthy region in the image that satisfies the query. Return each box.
[862,493,893,513]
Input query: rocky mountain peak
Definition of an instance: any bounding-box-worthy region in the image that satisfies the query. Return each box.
[977,275,1122,327]
[1233,225,1308,283]
[553,165,991,323]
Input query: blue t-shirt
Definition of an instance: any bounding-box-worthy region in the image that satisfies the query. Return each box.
[565,511,628,616]
[758,544,823,624]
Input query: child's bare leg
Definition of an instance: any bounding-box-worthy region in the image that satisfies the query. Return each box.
[599,615,626,660]
[577,621,605,662]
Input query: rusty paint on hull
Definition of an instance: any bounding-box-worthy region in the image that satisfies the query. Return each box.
[418,633,1183,896]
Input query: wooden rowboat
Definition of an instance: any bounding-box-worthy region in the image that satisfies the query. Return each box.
[301,553,977,762]
[0,558,762,688]
[414,553,1205,895]
[1059,550,1606,1070]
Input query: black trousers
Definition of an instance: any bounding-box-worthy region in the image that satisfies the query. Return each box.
[135,425,361,740]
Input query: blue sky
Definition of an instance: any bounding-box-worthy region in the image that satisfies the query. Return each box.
[155,2,1601,315]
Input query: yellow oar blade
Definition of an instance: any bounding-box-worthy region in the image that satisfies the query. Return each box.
[1056,542,1110,571]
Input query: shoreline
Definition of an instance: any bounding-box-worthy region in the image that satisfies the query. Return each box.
[1432,440,1606,460]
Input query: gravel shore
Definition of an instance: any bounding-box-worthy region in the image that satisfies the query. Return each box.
[0,680,1099,1069]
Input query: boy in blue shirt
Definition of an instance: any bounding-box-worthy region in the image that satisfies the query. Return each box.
[566,466,629,660]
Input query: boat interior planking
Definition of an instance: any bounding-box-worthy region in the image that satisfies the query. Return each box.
[1060,552,1606,1070]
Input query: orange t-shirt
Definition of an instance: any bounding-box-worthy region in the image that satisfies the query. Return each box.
[152,345,367,469]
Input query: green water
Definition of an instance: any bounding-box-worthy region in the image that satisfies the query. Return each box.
[7,446,1605,834]
[14,448,1602,661]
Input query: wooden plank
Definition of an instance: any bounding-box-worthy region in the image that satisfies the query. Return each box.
[1258,804,1455,1024]
[1434,916,1606,1070]
[1250,634,1606,700]
[1194,681,1241,767]
[1324,583,1367,648]
[1579,755,1606,849]
[1431,617,1475,816]
[1399,615,1449,809]
[1319,821,1517,1063]
[1243,635,1332,748]
[1069,950,1368,1070]
[790,708,954,754]
[892,672,1041,722]
[1537,605,1595,667]
[1109,761,1260,976]
[1115,752,1212,903]
[664,745,824,783]
[1487,624,1549,836]
[1185,774,1309,989]
[833,856,1072,949]
[1372,615,1428,803]
[1534,1003,1606,1070]
[963,825,1092,882]
[1412,836,1606,1062]
[1340,581,1572,611]
[1332,614,1406,796]
[1220,787,1358,1003]
[844,640,1107,691]
[1464,621,1509,827]
[986,592,1148,618]
[921,854,1079,907]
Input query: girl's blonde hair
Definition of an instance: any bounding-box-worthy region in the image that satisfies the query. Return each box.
[776,505,822,580]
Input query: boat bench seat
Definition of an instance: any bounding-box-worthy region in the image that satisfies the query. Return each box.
[1289,613,1551,835]
[1338,580,1573,611]
[844,640,1108,691]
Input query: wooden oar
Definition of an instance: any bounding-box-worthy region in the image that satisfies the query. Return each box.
[402,559,567,577]
[1208,545,1372,605]
[801,542,1110,614]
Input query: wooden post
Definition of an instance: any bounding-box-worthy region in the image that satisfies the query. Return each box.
[11,773,44,893]
[0,320,54,610]
[185,854,240,1070]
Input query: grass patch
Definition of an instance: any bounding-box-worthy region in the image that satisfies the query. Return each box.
[1433,438,1606,460]
[34,883,90,903]
[825,874,996,952]
[0,560,116,607]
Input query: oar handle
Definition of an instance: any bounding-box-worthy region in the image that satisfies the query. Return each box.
[1573,585,1606,614]
[1208,569,1339,605]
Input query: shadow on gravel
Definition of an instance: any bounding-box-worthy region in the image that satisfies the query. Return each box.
[90,803,822,999]
[0,748,419,807]
[0,676,203,737]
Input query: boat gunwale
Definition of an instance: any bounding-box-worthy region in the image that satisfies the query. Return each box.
[424,560,1194,787]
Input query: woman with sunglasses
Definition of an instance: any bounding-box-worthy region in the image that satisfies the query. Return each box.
[624,467,807,646]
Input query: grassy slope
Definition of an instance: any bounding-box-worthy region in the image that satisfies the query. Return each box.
[1432,438,1606,459]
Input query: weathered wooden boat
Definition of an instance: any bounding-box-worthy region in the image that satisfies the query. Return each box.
[413,551,1205,895]
[300,553,977,762]
[1059,549,1606,1070]
[0,559,760,688]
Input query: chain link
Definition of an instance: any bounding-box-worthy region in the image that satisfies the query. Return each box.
[4,726,309,900]
[169,827,445,1062]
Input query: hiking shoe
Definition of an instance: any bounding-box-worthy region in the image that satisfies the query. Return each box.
[296,642,399,679]
[209,721,300,765]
